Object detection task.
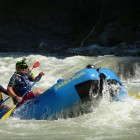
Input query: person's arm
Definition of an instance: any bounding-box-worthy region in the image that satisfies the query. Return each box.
[29,72,44,82]
[0,85,9,96]
[7,74,22,103]
[7,86,22,103]
[0,92,3,102]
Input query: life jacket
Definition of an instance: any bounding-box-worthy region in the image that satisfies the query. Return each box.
[15,74,31,96]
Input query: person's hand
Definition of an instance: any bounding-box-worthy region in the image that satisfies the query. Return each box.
[35,72,44,82]
[39,71,45,76]
[16,96,23,103]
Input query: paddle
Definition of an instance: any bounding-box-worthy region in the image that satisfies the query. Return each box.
[30,61,40,71]
[1,75,41,120]
[0,62,40,107]
[0,97,10,106]
[129,92,140,99]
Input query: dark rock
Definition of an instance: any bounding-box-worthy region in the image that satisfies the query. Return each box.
[0,0,139,56]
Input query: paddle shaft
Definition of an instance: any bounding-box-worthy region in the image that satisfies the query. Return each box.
[16,75,41,106]
[0,97,10,106]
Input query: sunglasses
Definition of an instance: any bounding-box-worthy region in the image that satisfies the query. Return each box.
[19,66,28,69]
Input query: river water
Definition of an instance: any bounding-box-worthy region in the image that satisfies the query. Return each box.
[0,53,140,140]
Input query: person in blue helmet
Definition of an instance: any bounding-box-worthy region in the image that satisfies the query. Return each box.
[7,58,44,105]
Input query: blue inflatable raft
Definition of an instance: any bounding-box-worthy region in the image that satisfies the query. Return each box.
[0,65,127,120]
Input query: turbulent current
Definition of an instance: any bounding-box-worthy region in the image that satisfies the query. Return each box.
[0,53,140,140]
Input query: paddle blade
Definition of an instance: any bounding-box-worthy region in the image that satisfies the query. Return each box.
[136,94,140,99]
[129,92,135,97]
[1,105,16,120]
[129,92,140,100]
[33,62,40,69]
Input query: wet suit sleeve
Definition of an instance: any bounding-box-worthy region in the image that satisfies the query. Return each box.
[0,85,9,96]
[8,74,17,87]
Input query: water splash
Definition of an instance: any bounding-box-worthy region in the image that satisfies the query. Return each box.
[0,53,140,140]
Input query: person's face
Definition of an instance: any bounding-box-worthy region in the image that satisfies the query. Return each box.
[17,66,28,74]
